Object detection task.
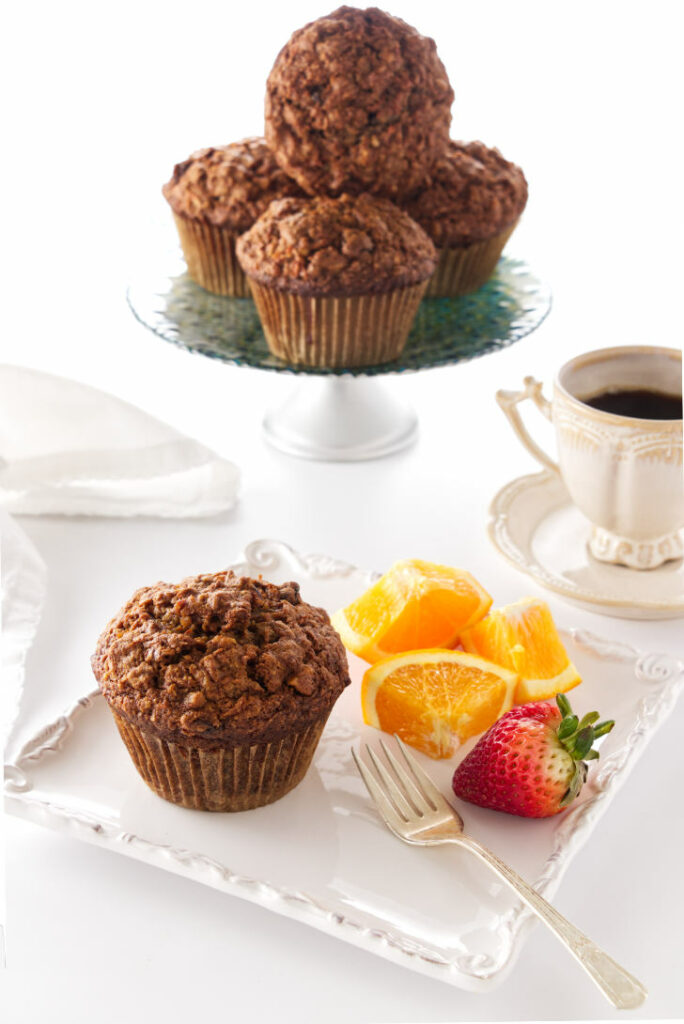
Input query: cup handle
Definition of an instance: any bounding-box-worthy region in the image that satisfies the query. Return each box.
[496,376,559,474]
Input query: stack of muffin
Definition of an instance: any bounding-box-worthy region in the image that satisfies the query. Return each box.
[162,6,528,368]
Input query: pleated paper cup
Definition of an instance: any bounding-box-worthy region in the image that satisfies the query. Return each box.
[111,709,330,812]
[247,279,428,368]
[173,214,251,297]
[424,221,519,297]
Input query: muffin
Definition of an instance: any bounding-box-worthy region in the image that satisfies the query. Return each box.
[162,138,304,296]
[91,571,350,811]
[265,6,454,200]
[403,141,528,296]
[236,193,438,367]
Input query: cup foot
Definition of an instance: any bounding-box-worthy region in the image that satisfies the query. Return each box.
[589,527,684,570]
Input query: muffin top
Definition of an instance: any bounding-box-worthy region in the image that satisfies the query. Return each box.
[264,6,454,199]
[236,193,437,296]
[403,141,528,248]
[161,137,304,232]
[91,572,350,747]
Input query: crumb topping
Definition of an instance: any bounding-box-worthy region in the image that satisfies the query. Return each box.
[162,138,304,232]
[236,193,437,295]
[265,6,454,199]
[92,572,350,745]
[403,140,528,247]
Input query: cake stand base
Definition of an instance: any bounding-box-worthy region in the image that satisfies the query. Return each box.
[262,376,418,461]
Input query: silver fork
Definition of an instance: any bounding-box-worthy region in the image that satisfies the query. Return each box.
[352,735,646,1010]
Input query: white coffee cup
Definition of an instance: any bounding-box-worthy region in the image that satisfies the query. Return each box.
[497,345,683,570]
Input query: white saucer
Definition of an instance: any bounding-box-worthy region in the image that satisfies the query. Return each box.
[488,471,684,619]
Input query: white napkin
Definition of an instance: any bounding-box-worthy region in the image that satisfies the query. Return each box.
[0,365,240,517]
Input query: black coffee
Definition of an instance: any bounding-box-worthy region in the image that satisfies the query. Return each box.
[582,388,682,420]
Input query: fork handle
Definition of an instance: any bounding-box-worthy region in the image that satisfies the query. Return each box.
[454,836,646,1010]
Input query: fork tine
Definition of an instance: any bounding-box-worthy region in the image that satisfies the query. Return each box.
[365,745,417,821]
[394,734,446,811]
[377,737,432,815]
[351,747,406,834]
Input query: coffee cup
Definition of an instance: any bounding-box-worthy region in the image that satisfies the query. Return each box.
[497,345,683,570]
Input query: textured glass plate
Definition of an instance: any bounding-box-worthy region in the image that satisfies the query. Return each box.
[5,539,683,991]
[127,255,551,377]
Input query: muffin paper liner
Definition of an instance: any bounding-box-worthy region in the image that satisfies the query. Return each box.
[112,709,330,812]
[173,214,251,297]
[246,280,428,368]
[424,221,519,297]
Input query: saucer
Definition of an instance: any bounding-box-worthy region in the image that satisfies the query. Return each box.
[488,471,684,619]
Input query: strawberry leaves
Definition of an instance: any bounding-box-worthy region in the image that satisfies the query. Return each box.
[553,695,614,805]
[556,695,614,762]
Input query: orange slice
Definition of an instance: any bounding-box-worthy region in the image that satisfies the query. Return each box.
[361,649,518,759]
[331,559,492,664]
[460,597,582,703]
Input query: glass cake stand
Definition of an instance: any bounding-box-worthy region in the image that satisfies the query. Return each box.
[127,255,551,461]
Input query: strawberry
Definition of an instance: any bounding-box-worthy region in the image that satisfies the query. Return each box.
[451,694,614,818]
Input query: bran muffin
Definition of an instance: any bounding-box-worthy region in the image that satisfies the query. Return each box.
[236,193,437,367]
[91,572,350,811]
[162,138,304,296]
[403,140,528,296]
[265,6,454,200]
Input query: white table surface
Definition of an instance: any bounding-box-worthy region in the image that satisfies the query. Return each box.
[3,2,683,1021]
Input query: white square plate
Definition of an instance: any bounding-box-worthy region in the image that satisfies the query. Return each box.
[5,539,683,991]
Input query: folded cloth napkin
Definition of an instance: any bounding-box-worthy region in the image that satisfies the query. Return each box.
[0,365,240,516]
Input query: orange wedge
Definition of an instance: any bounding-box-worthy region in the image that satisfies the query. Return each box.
[361,649,518,759]
[331,559,492,664]
[460,597,582,703]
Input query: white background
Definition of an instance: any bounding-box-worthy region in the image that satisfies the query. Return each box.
[2,1,683,1021]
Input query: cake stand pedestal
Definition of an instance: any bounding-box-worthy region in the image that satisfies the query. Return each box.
[262,376,418,461]
[127,256,551,462]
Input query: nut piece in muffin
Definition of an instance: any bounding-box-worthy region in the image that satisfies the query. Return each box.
[236,193,437,367]
[91,571,351,811]
[162,138,304,296]
[403,140,528,296]
[265,6,454,200]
